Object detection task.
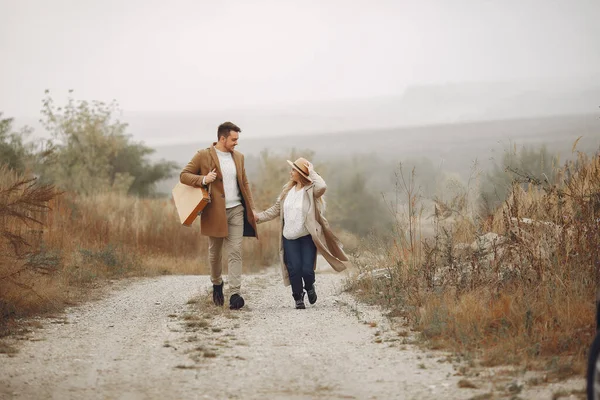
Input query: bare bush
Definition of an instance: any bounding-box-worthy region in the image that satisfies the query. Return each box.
[349,148,600,376]
[0,166,59,317]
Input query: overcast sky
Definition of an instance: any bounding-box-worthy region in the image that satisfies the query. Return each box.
[1,0,599,119]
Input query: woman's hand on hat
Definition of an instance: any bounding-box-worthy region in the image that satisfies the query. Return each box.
[304,161,314,174]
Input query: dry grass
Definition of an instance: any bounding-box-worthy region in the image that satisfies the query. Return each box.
[348,150,600,379]
[552,388,586,400]
[0,165,280,325]
[0,341,18,355]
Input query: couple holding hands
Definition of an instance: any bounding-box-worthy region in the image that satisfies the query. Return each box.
[180,122,351,310]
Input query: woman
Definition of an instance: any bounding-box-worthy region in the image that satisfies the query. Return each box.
[255,157,352,309]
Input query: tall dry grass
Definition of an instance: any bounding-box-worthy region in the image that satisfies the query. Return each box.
[0,165,280,323]
[349,151,600,378]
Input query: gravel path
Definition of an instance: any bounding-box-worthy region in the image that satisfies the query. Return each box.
[0,266,585,399]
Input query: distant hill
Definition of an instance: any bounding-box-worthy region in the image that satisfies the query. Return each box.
[152,113,600,164]
[152,113,600,194]
[397,80,600,124]
[122,79,599,145]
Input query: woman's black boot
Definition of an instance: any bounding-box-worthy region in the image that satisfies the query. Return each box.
[305,284,317,305]
[293,292,306,309]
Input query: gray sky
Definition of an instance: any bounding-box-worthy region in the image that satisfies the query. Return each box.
[1,0,599,119]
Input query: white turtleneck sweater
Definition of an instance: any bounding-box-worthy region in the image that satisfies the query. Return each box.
[283,186,310,240]
[215,148,242,209]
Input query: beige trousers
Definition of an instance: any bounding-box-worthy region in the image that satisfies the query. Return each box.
[208,204,244,294]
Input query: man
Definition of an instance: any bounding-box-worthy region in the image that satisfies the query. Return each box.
[180,122,258,310]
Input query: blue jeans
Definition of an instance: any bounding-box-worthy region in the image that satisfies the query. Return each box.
[282,235,317,295]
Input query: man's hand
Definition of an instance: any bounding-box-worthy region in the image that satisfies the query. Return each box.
[252,209,259,223]
[204,168,217,184]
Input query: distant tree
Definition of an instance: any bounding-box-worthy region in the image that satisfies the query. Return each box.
[325,155,392,237]
[0,113,33,173]
[391,157,441,199]
[38,91,178,196]
[481,142,559,210]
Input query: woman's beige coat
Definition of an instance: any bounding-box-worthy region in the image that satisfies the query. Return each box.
[256,170,351,286]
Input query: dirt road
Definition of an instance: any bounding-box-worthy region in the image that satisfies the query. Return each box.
[0,267,584,399]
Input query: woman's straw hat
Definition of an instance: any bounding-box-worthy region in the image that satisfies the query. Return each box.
[287,157,312,182]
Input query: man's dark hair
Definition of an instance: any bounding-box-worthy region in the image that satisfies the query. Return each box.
[217,122,241,140]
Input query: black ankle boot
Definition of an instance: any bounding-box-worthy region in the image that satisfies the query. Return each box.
[293,292,306,309]
[229,293,245,310]
[306,285,317,305]
[212,283,224,306]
